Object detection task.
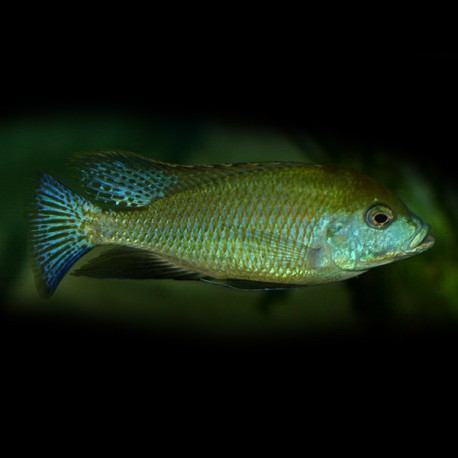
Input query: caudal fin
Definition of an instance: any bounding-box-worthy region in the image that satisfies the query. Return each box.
[27,174,96,298]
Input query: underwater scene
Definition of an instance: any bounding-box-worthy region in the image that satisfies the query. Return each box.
[1,54,457,374]
[1,111,457,353]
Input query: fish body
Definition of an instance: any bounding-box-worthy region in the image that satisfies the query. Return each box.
[27,151,434,297]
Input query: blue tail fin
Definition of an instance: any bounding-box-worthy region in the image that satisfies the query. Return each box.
[27,174,96,298]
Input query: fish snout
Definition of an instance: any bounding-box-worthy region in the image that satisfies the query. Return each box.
[406,221,435,253]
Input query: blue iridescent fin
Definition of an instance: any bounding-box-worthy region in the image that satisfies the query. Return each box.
[70,151,176,208]
[70,150,305,208]
[27,174,95,298]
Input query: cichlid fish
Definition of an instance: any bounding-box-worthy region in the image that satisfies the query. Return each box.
[27,151,435,297]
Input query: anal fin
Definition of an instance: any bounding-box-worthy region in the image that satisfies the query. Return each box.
[73,246,305,291]
[73,246,205,281]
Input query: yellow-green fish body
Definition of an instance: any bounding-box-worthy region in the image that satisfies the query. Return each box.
[28,151,434,297]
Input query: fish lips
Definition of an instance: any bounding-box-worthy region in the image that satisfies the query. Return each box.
[403,222,435,255]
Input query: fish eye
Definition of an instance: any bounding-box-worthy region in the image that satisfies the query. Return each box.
[365,204,394,229]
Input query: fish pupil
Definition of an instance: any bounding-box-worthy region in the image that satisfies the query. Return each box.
[374,213,388,224]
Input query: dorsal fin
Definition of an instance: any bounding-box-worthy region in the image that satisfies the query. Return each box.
[70,150,306,208]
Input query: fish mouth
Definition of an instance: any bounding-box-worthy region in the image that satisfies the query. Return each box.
[403,223,435,255]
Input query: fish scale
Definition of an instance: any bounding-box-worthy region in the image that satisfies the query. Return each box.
[104,170,317,282]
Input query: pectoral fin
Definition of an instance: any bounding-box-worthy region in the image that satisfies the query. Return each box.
[232,226,324,270]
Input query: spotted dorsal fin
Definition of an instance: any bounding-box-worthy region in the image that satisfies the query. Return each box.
[70,150,305,208]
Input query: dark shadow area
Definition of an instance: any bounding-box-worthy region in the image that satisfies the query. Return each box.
[3,305,458,379]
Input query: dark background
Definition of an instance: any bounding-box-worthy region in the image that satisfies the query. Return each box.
[2,50,457,379]
[5,51,456,181]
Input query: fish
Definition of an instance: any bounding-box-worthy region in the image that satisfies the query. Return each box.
[26,150,435,298]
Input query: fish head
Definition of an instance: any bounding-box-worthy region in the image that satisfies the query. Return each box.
[323,169,435,272]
